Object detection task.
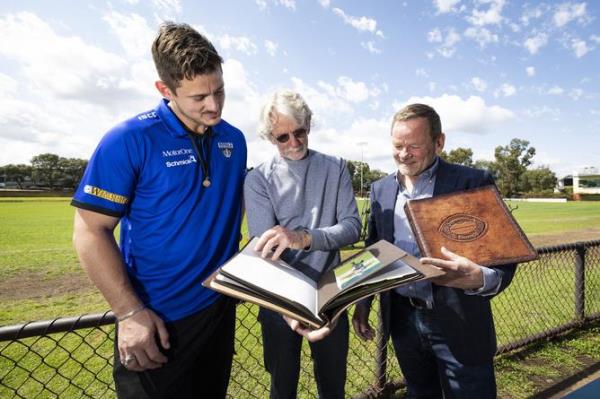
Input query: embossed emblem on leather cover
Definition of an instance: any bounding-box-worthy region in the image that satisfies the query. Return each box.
[403,185,538,267]
[439,213,487,242]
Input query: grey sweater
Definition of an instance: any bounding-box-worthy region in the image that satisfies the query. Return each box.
[244,149,361,282]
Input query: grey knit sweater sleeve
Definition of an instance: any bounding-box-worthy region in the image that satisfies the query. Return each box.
[244,150,361,280]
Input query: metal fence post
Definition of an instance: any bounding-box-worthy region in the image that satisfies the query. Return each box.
[575,242,586,321]
[375,298,387,392]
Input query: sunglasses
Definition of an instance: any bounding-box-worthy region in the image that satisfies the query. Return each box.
[272,128,309,143]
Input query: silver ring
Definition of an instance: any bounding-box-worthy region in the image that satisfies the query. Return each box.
[124,355,134,366]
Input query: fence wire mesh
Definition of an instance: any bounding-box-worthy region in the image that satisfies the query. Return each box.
[1,240,599,398]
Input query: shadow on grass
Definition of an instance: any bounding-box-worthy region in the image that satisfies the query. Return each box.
[497,319,600,399]
[531,361,600,398]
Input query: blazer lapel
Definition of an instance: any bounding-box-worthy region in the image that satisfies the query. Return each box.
[381,174,400,243]
[433,158,460,196]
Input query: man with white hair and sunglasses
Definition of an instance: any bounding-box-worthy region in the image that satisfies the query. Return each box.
[244,89,361,399]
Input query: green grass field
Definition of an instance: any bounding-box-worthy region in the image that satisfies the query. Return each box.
[505,200,600,235]
[1,197,600,398]
[1,197,600,324]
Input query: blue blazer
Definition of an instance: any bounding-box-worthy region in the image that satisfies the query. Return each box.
[367,158,517,365]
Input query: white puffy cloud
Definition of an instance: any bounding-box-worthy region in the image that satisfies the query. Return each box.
[0,12,149,108]
[0,12,162,165]
[526,66,536,76]
[569,88,583,100]
[332,8,384,37]
[471,77,487,92]
[427,27,461,58]
[591,35,600,44]
[318,0,331,8]
[337,77,370,103]
[277,0,296,10]
[494,83,516,98]
[219,58,271,166]
[524,32,548,54]
[522,106,560,119]
[290,77,353,120]
[416,68,429,78]
[547,86,564,95]
[428,28,443,42]
[0,72,18,95]
[151,0,182,17]
[264,40,278,56]
[218,34,258,55]
[103,11,155,58]
[309,118,395,172]
[553,2,588,27]
[221,59,262,132]
[571,38,588,58]
[256,0,267,11]
[393,94,514,135]
[434,0,462,14]
[467,0,505,26]
[255,0,296,11]
[520,5,545,26]
[464,26,498,48]
[508,22,520,33]
[285,75,382,132]
[361,41,382,54]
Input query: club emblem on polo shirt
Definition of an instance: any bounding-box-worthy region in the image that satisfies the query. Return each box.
[218,142,234,158]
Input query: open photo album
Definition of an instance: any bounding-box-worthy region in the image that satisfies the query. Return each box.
[203,237,444,329]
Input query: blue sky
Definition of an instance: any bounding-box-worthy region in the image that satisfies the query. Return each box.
[0,0,598,177]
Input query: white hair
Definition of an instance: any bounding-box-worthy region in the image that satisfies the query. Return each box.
[257,89,312,140]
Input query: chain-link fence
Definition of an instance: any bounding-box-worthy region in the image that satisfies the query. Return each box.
[1,240,599,398]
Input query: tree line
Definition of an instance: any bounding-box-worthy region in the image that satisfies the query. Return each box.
[1,138,557,197]
[440,138,557,197]
[347,138,558,198]
[0,154,88,190]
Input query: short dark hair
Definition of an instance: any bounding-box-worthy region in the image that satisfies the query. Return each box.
[391,103,442,141]
[151,22,223,92]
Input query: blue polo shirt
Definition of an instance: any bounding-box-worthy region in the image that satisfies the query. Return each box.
[72,99,247,321]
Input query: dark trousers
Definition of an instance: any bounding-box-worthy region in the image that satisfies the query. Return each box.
[113,296,236,399]
[389,293,496,399]
[259,308,349,399]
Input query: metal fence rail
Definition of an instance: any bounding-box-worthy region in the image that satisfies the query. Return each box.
[1,240,599,398]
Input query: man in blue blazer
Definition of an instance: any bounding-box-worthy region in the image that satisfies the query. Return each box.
[353,103,516,398]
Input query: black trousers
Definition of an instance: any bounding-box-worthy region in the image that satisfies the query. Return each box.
[259,307,349,399]
[113,296,236,399]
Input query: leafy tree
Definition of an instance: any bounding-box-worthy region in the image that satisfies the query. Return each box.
[494,138,536,197]
[31,153,61,189]
[440,147,474,167]
[347,160,369,194]
[347,160,387,195]
[521,166,557,193]
[59,158,88,189]
[0,164,32,188]
[346,160,357,180]
[366,169,387,187]
[473,159,500,181]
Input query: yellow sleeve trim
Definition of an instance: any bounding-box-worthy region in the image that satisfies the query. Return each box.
[83,185,129,205]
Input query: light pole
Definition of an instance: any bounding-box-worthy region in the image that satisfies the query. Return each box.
[357,142,368,198]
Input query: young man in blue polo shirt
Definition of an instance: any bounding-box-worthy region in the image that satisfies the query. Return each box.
[72,23,246,398]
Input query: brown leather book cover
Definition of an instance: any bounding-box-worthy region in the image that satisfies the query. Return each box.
[404,185,538,267]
